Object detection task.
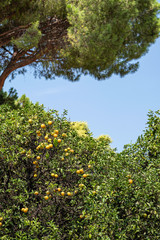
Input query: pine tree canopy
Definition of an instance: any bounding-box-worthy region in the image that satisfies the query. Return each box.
[0,0,160,89]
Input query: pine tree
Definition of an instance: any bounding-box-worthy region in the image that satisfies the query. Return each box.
[0,0,160,89]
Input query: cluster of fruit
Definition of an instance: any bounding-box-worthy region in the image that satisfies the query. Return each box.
[19,119,95,218]
[21,207,29,213]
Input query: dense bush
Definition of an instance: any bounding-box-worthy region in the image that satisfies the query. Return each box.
[0,97,159,239]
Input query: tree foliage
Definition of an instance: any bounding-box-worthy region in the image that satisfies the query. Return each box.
[70,121,90,137]
[0,97,159,239]
[0,87,18,108]
[0,0,160,89]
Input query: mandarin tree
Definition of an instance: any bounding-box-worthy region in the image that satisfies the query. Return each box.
[108,110,160,239]
[0,96,160,239]
[0,95,115,239]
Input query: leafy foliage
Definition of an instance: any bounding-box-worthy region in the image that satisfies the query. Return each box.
[0,88,18,108]
[11,22,42,50]
[0,97,159,239]
[0,0,160,89]
[96,134,112,145]
[60,0,160,79]
[70,121,90,137]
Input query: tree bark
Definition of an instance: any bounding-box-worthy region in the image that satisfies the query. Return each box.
[0,51,43,90]
[0,64,15,90]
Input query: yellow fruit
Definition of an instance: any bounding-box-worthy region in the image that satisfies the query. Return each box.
[92,191,97,195]
[70,149,74,153]
[45,135,49,140]
[67,147,71,151]
[49,195,52,198]
[88,165,91,168]
[76,170,80,174]
[60,157,64,161]
[46,145,50,149]
[64,149,68,152]
[48,121,53,125]
[36,156,40,160]
[0,217,3,221]
[51,173,55,177]
[54,130,59,134]
[74,190,78,194]
[0,222,2,226]
[44,196,49,200]
[61,192,65,196]
[54,174,58,178]
[79,184,84,188]
[54,134,58,138]
[33,161,38,165]
[46,191,50,195]
[36,130,40,134]
[28,119,32,123]
[128,179,133,184]
[48,144,53,148]
[58,139,62,143]
[67,192,72,196]
[57,188,61,192]
[37,133,41,137]
[48,138,52,143]
[34,191,39,195]
[80,215,84,219]
[83,174,88,178]
[33,174,37,178]
[62,133,67,137]
[41,124,46,128]
[23,208,28,213]
[65,153,69,156]
[79,169,84,174]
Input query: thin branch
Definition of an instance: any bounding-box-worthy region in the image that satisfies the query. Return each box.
[2,46,13,56]
[0,24,31,38]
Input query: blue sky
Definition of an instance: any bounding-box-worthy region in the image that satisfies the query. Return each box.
[3,35,160,152]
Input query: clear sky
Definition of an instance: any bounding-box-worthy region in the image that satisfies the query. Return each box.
[3,35,160,152]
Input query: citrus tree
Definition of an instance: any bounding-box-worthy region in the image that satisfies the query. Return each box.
[113,110,160,239]
[0,95,115,239]
[0,96,159,239]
